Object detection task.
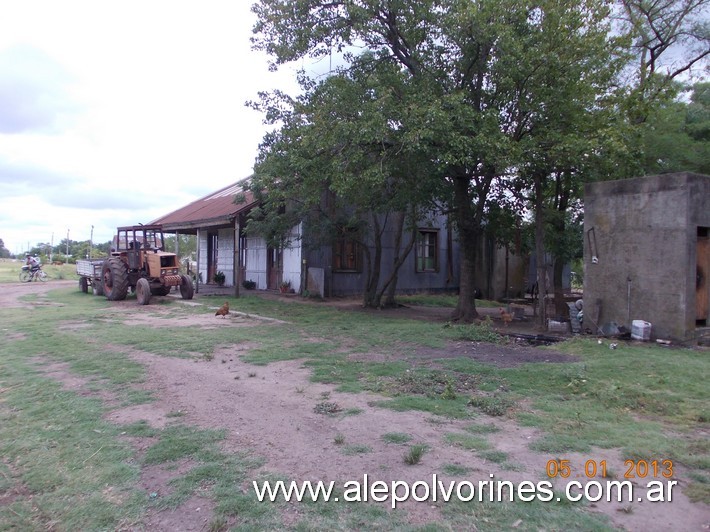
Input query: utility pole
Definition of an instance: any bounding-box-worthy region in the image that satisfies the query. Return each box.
[90,225,94,259]
[66,229,70,260]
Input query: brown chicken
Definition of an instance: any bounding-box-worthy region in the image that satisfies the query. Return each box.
[499,307,513,326]
[215,301,230,318]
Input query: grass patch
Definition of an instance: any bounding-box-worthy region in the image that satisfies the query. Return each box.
[444,433,491,452]
[342,444,371,456]
[403,444,428,465]
[381,432,413,444]
[441,464,472,476]
[468,395,515,417]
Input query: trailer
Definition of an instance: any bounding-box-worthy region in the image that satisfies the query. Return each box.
[76,259,105,295]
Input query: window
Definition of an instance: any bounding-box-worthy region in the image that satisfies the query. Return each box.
[416,230,438,272]
[333,229,361,272]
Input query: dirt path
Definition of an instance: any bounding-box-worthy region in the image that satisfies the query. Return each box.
[4,281,709,530]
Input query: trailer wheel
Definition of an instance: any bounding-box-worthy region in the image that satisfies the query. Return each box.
[92,280,104,296]
[136,278,151,305]
[102,258,129,301]
[79,277,89,293]
[180,274,194,300]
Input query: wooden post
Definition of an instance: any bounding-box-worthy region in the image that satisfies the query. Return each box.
[233,217,240,298]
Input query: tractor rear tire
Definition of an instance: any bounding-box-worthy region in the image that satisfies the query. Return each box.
[180,274,194,300]
[102,258,129,301]
[151,285,172,296]
[136,278,151,305]
[79,277,89,293]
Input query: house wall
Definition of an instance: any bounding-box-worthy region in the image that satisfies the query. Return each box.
[197,229,236,286]
[583,173,710,341]
[244,236,268,289]
[473,237,528,301]
[303,213,460,297]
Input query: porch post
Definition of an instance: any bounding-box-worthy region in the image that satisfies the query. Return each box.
[196,229,200,294]
[233,217,240,298]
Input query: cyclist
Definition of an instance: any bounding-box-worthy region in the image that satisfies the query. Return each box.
[26,254,41,276]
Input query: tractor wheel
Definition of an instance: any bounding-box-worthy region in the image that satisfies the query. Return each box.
[79,277,89,293]
[136,278,151,305]
[102,258,129,301]
[180,274,194,300]
[151,285,172,296]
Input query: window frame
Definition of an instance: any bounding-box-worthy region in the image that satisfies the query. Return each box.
[333,229,362,273]
[415,229,439,273]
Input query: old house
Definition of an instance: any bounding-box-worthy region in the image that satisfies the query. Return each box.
[152,178,528,300]
[583,172,710,343]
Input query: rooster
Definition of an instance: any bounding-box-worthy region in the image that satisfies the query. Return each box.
[215,301,230,318]
[499,307,513,327]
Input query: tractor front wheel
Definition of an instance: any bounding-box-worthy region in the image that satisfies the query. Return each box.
[180,274,194,300]
[102,258,129,301]
[136,278,151,305]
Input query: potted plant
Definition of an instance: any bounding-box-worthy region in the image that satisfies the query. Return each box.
[213,271,226,286]
[279,280,292,293]
[242,279,256,290]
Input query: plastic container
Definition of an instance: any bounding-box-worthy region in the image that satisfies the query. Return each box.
[631,320,651,341]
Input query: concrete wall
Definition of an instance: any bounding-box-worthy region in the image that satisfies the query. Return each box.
[583,173,710,341]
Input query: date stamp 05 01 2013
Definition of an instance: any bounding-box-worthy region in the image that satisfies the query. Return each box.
[546,459,674,480]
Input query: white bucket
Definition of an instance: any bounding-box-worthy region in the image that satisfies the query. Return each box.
[631,320,651,341]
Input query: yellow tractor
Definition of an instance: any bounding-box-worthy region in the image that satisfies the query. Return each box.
[99,224,193,305]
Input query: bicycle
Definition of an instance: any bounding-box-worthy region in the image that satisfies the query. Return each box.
[19,266,48,282]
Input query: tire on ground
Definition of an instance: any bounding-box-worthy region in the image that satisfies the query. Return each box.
[151,285,172,296]
[180,274,194,300]
[101,258,129,301]
[79,277,89,293]
[136,278,151,305]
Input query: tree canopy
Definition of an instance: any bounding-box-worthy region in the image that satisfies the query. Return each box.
[250,0,709,320]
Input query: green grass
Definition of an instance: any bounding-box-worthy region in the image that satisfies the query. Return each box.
[396,293,499,308]
[0,258,78,283]
[381,432,413,444]
[0,280,707,529]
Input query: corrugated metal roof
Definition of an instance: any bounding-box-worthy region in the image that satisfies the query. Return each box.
[151,178,256,232]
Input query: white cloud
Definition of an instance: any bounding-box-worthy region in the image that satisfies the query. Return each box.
[0,0,302,254]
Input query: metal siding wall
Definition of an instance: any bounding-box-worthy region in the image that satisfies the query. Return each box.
[245,236,267,289]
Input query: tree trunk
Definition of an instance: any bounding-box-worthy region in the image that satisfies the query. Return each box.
[534,172,547,330]
[381,210,415,308]
[363,214,382,308]
[451,173,487,322]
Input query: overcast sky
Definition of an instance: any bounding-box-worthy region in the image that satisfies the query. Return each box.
[0,1,305,255]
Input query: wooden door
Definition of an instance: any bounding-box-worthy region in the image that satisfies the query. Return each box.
[267,247,282,290]
[698,228,709,325]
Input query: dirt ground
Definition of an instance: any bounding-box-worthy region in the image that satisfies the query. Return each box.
[5,281,709,531]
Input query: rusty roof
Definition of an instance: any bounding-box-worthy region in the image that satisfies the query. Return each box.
[151,178,256,232]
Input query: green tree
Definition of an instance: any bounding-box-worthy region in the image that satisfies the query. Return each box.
[247,57,438,307]
[0,238,11,258]
[253,0,632,321]
[638,82,710,174]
